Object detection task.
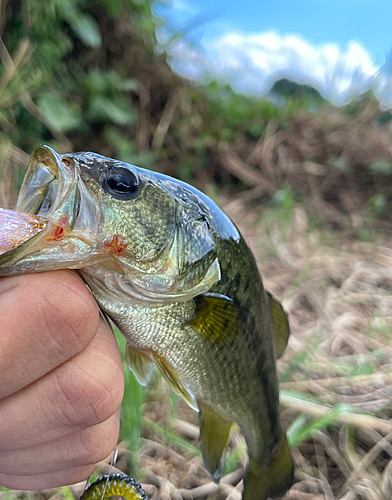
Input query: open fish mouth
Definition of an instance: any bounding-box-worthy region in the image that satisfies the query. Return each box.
[17,146,79,225]
[0,146,67,259]
[0,146,100,272]
[15,145,101,241]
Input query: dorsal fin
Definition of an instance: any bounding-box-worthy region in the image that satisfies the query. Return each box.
[267,292,290,358]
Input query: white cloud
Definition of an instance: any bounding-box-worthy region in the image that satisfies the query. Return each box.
[164,30,384,104]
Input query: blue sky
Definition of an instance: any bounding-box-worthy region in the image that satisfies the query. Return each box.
[155,0,392,103]
[164,0,392,62]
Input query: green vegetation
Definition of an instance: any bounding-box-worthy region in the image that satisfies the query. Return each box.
[114,328,145,475]
[2,0,392,220]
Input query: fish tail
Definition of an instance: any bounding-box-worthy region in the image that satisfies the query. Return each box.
[243,434,294,500]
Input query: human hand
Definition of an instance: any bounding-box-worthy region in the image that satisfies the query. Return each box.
[0,270,124,490]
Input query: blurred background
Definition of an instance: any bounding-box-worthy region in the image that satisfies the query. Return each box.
[1,1,392,499]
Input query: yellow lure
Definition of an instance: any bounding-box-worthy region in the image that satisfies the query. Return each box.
[81,474,148,500]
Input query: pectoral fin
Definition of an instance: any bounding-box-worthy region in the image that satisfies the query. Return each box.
[267,292,290,358]
[198,401,233,483]
[153,354,196,409]
[186,293,242,346]
[126,344,154,385]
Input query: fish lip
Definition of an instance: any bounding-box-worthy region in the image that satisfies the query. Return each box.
[0,147,66,268]
[2,146,83,255]
[17,146,62,215]
[16,145,82,230]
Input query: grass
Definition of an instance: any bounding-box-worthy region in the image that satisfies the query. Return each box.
[143,418,201,457]
[1,36,392,496]
[114,328,145,476]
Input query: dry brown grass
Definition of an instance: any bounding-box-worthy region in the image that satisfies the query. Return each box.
[225,200,392,500]
[209,99,392,226]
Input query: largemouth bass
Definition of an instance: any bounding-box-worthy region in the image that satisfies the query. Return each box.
[0,146,294,500]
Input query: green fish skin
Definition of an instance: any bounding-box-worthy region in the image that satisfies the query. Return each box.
[0,146,294,500]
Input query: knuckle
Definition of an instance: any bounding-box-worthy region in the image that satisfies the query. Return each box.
[23,271,100,356]
[45,272,99,343]
[0,464,97,491]
[78,418,120,465]
[56,360,124,428]
[90,361,124,422]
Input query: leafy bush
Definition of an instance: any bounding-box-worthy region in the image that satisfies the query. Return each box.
[1,0,392,221]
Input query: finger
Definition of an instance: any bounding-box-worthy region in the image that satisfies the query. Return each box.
[0,464,97,490]
[0,270,100,399]
[0,411,120,476]
[0,320,124,450]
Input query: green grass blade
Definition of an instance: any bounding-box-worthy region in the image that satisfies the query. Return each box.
[114,327,145,475]
[143,417,201,457]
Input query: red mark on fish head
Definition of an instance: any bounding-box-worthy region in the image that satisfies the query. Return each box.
[61,159,73,173]
[45,224,66,242]
[53,226,65,240]
[104,235,127,256]
[45,215,70,241]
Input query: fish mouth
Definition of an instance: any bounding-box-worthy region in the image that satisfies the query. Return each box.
[17,146,78,224]
[16,145,101,239]
[0,146,99,272]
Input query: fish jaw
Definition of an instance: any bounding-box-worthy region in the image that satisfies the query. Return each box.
[0,146,102,275]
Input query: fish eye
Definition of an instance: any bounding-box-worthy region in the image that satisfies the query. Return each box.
[103,165,140,200]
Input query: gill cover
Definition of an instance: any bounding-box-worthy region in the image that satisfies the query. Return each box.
[170,200,220,295]
[89,198,221,305]
[90,169,222,305]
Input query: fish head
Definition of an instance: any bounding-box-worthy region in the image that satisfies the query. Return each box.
[0,145,222,304]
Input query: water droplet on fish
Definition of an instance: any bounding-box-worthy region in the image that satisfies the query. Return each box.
[0,208,47,255]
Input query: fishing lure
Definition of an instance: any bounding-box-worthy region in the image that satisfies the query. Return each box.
[0,208,47,255]
[81,474,148,500]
